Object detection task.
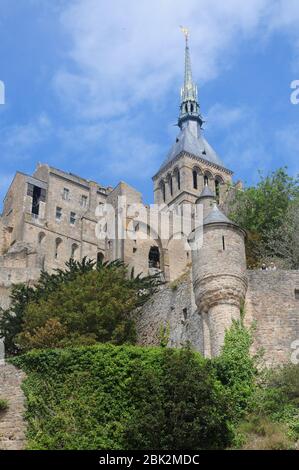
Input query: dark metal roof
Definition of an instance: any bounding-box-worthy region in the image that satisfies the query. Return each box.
[159,126,226,172]
[203,204,236,226]
[198,185,215,199]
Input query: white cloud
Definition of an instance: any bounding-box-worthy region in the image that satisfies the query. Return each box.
[54,0,274,119]
[0,113,52,162]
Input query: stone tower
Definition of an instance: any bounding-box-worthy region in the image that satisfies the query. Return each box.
[191,199,248,357]
[152,28,233,210]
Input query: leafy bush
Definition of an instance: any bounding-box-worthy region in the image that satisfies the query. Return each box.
[125,346,233,450]
[213,319,258,420]
[0,398,9,412]
[13,344,235,450]
[0,258,161,354]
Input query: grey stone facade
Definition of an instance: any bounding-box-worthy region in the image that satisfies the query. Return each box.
[136,269,299,366]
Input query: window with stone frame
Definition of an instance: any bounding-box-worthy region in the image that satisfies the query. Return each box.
[70,211,76,225]
[81,195,88,208]
[62,188,70,201]
[56,207,62,221]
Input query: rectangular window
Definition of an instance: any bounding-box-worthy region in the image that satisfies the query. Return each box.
[63,188,70,201]
[56,207,62,221]
[81,195,88,208]
[295,289,299,300]
[70,211,76,225]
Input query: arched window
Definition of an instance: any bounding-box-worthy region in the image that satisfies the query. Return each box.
[71,243,79,259]
[192,170,198,189]
[168,174,173,197]
[148,246,160,269]
[204,175,209,186]
[215,180,220,203]
[190,103,194,113]
[55,238,62,260]
[38,232,46,245]
[174,168,181,191]
[160,180,166,203]
[97,252,104,265]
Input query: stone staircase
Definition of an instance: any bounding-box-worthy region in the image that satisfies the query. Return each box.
[0,363,26,450]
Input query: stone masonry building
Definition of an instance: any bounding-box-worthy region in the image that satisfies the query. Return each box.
[0,31,298,365]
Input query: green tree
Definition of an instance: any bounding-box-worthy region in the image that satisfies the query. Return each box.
[228,168,299,266]
[0,258,161,354]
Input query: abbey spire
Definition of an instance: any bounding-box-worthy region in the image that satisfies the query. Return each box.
[178,27,203,130]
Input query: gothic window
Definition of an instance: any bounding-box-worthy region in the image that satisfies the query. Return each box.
[215,180,220,203]
[148,246,160,269]
[193,170,198,189]
[55,238,62,260]
[190,103,194,113]
[204,175,209,186]
[175,169,181,190]
[168,175,173,196]
[160,180,166,203]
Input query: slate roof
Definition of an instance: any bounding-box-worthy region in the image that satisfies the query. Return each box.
[203,204,236,226]
[159,126,226,172]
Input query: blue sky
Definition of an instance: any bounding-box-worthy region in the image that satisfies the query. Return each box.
[0,0,299,207]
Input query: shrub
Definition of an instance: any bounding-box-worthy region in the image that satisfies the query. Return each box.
[13,344,234,450]
[0,398,9,412]
[213,319,257,420]
[0,258,161,354]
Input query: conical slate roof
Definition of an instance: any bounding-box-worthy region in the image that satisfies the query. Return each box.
[203,204,236,226]
[198,185,215,199]
[159,126,225,172]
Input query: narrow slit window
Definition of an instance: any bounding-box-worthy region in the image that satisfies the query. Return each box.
[222,235,225,251]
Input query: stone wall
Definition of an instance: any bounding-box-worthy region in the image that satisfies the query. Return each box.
[136,272,203,352]
[245,270,299,366]
[0,364,26,450]
[136,269,299,366]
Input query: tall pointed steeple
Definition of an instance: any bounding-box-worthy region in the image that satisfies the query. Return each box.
[178,27,203,130]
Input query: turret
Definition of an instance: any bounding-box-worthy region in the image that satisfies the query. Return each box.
[196,185,216,218]
[190,204,248,357]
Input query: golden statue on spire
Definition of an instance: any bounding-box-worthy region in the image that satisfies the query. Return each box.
[180,26,189,41]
